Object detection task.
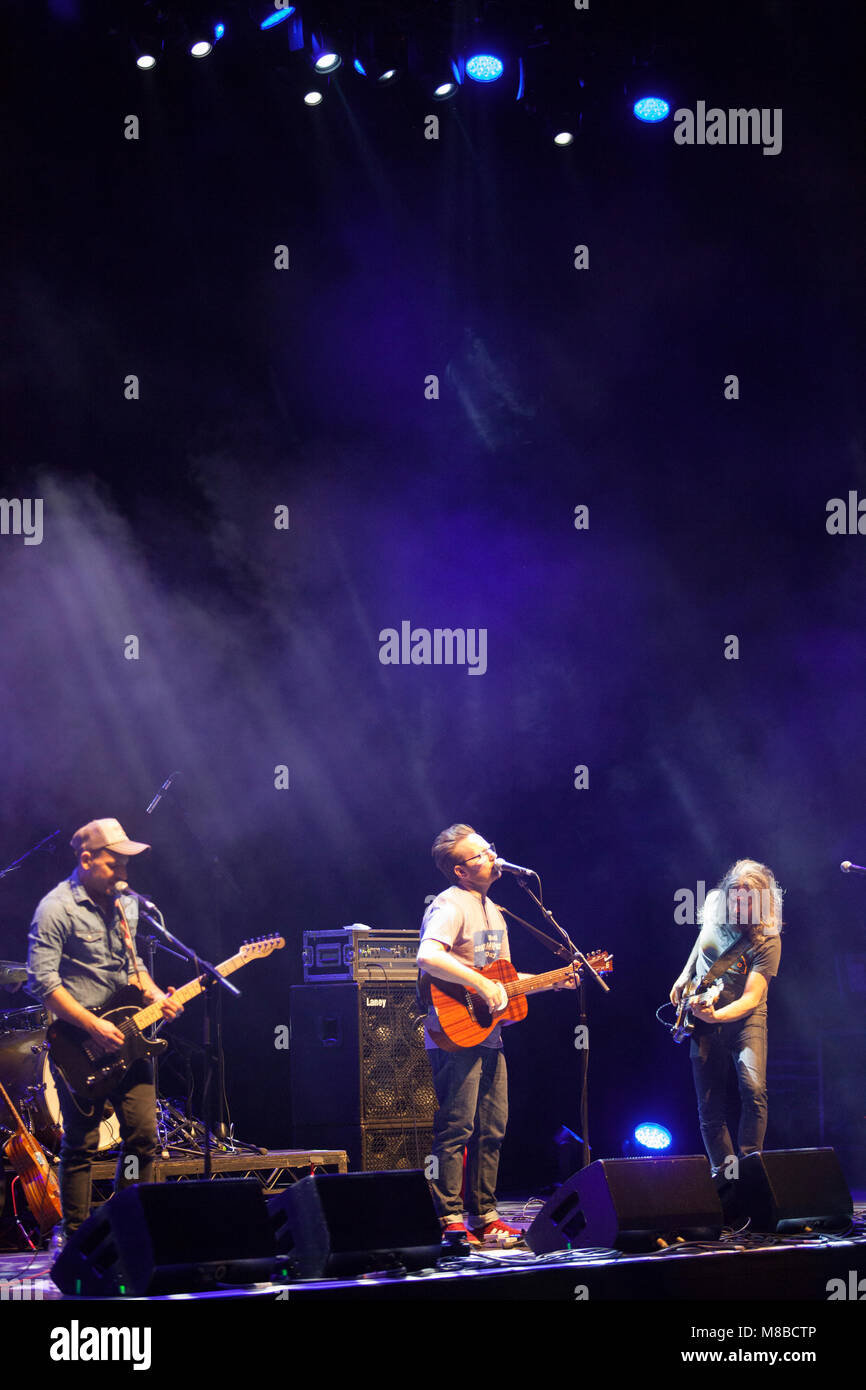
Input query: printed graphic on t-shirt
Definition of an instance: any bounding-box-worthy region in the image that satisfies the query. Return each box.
[473,928,505,969]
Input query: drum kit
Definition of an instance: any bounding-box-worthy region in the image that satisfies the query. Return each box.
[0,961,121,1154]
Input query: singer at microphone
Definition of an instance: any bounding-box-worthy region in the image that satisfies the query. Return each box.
[114,881,159,913]
[24,816,184,1244]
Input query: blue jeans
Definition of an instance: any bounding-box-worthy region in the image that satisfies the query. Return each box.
[690,1012,768,1173]
[428,1046,508,1228]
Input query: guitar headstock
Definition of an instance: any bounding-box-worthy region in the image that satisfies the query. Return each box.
[239,935,285,962]
[584,949,613,976]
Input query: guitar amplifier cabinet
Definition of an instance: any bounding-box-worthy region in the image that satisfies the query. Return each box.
[302,927,420,983]
[290,983,436,1171]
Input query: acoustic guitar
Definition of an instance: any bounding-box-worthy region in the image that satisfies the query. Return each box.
[427,951,613,1049]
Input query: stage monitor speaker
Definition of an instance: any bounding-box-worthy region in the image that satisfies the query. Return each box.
[51,1179,276,1296]
[717,1147,853,1233]
[526,1155,723,1253]
[269,1169,442,1278]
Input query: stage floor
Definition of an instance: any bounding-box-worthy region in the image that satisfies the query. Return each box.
[3,1196,865,1304]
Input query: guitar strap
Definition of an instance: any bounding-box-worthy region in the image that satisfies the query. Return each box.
[697,932,751,988]
[114,895,145,991]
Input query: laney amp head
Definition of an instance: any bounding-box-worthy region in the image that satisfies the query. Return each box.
[301,927,421,983]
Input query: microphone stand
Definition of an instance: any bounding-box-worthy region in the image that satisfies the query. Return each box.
[141,931,192,1154]
[138,904,240,1181]
[506,871,609,1172]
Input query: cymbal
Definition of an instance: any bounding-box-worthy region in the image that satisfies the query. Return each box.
[0,961,27,987]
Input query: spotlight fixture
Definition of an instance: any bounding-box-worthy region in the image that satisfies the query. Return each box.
[465,53,504,83]
[304,90,324,106]
[633,1122,672,1151]
[190,39,213,58]
[553,130,574,146]
[433,80,459,100]
[136,51,157,70]
[260,5,295,29]
[351,28,407,87]
[633,96,670,122]
[312,37,342,74]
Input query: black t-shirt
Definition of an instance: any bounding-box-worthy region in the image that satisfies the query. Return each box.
[694,890,782,1013]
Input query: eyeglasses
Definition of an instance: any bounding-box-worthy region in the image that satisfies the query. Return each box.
[458,843,496,866]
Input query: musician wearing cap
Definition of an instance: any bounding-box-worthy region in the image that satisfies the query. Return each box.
[26,818,182,1242]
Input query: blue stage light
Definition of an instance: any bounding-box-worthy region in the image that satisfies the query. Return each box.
[633,97,670,123]
[214,23,225,41]
[261,6,295,28]
[465,54,504,83]
[353,58,367,75]
[634,1122,672,1151]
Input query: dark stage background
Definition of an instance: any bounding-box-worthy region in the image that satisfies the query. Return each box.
[1,0,864,1194]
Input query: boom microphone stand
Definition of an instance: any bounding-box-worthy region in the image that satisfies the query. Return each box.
[132,897,240,1180]
[498,866,609,1172]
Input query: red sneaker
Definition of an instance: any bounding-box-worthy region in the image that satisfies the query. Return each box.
[472,1218,525,1248]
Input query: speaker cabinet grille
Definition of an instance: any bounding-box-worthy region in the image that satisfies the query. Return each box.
[291,984,436,1168]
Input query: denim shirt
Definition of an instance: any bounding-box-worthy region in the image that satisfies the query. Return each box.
[27,870,147,1012]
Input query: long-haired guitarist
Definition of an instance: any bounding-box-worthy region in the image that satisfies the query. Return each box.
[417,824,574,1249]
[669,859,783,1177]
[25,819,183,1246]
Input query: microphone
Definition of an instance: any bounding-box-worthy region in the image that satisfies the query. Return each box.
[146,771,180,815]
[841,861,866,875]
[113,881,159,913]
[494,857,537,878]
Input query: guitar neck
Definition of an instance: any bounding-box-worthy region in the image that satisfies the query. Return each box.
[504,964,578,999]
[131,953,247,1031]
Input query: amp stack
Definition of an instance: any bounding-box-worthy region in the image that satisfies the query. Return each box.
[290,927,436,1171]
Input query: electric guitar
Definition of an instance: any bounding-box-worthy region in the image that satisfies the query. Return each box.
[670,976,725,1043]
[47,935,284,1100]
[427,951,613,1050]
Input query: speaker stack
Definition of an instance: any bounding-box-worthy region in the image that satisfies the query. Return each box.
[290,982,436,1170]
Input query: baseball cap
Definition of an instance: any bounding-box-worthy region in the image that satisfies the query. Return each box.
[70,819,151,857]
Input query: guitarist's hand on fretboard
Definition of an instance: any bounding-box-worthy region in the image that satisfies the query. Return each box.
[146,985,184,1022]
[670,977,689,1007]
